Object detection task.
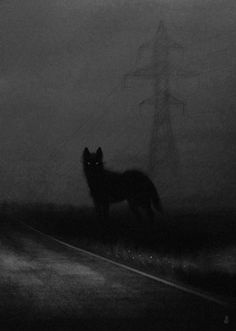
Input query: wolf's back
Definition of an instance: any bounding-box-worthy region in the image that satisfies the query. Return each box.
[123,170,163,213]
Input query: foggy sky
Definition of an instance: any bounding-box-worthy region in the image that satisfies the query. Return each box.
[0,0,236,208]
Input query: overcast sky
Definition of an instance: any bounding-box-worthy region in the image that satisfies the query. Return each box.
[0,0,235,208]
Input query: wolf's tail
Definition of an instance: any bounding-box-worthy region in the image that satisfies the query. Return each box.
[150,182,164,214]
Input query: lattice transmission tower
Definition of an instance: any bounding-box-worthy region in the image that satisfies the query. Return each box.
[124,21,195,190]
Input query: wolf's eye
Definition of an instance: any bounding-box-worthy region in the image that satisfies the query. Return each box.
[87,162,91,165]
[95,162,100,165]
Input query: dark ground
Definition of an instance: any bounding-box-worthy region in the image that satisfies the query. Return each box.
[1,201,235,302]
[0,217,234,331]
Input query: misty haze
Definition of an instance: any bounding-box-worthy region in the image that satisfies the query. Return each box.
[0,1,235,330]
[0,0,235,209]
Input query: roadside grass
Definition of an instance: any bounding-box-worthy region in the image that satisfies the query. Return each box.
[1,202,236,301]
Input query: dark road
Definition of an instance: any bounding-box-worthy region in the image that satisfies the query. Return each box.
[0,220,234,331]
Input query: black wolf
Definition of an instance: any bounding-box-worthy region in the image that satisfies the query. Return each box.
[83,147,163,223]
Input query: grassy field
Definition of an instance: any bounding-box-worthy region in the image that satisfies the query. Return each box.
[1,202,236,303]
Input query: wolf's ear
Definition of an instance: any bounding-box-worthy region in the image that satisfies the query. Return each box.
[83,147,90,159]
[96,147,103,160]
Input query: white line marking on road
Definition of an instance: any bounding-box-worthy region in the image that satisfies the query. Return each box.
[21,221,230,308]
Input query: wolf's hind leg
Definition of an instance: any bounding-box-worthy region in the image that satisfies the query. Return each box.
[128,201,142,222]
[145,203,155,224]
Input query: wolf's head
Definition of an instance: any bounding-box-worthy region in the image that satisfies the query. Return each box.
[83,147,104,174]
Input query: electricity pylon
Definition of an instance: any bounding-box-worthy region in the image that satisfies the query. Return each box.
[124,21,196,191]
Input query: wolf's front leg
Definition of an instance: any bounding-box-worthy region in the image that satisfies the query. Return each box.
[102,202,110,222]
[94,202,109,223]
[94,202,103,221]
